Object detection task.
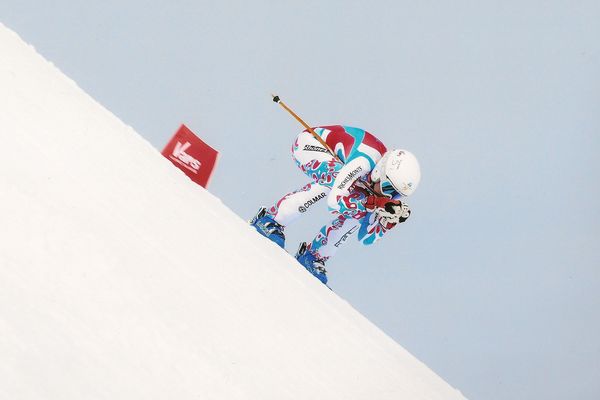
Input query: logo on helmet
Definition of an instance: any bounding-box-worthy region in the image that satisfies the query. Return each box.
[399,182,413,193]
[390,152,405,170]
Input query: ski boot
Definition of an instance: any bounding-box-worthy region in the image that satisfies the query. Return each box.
[249,207,285,248]
[295,242,328,285]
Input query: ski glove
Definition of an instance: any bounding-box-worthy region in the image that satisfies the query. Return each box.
[365,195,411,229]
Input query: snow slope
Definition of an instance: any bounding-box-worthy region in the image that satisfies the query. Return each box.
[0,24,466,400]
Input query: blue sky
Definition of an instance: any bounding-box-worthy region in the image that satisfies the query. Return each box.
[2,1,599,398]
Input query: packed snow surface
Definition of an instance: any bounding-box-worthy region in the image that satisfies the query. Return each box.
[0,24,466,399]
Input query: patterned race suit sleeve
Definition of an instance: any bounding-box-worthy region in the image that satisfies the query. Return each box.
[326,157,372,220]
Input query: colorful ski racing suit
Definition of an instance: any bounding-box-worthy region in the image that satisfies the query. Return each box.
[266,125,403,262]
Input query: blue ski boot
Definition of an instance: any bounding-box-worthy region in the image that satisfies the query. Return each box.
[295,242,328,285]
[249,207,285,248]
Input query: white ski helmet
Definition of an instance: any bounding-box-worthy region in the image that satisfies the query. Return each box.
[371,149,421,197]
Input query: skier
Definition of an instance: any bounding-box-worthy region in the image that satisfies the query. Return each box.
[250,125,420,285]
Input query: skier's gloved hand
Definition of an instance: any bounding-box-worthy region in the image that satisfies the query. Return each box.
[365,195,397,212]
[378,202,410,228]
[365,195,410,229]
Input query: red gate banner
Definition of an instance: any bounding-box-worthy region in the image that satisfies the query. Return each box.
[162,124,219,188]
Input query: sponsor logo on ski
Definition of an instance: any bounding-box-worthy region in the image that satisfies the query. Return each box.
[170,141,201,173]
[303,144,329,153]
[337,166,363,190]
[298,192,327,213]
[334,226,359,247]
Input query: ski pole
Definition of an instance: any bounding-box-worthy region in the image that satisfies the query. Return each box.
[271,94,341,163]
[271,94,376,195]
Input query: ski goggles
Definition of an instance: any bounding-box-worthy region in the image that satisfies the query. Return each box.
[379,176,402,198]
